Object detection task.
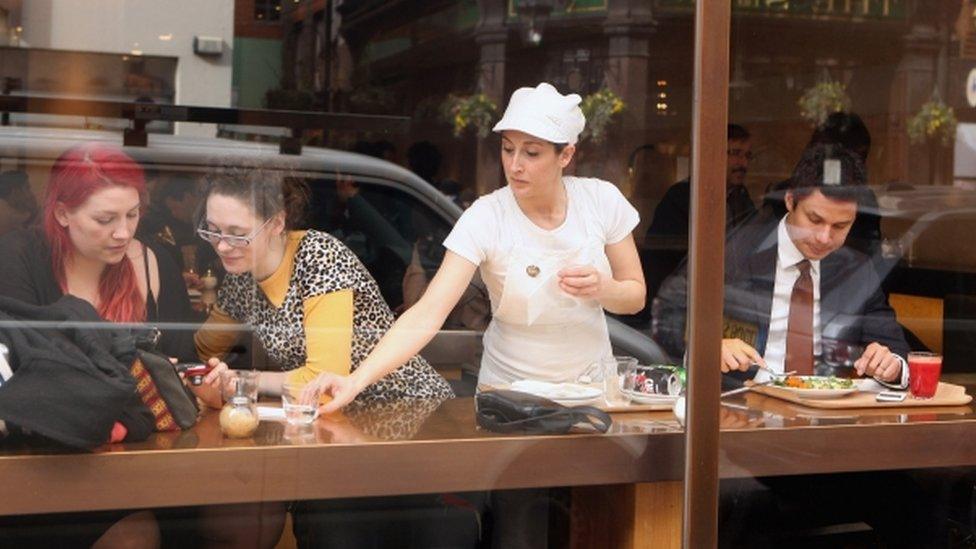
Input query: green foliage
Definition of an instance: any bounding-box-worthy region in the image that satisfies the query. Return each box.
[798,81,851,126]
[907,99,957,147]
[579,88,625,144]
[441,94,498,138]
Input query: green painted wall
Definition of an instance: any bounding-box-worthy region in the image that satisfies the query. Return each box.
[233,37,282,109]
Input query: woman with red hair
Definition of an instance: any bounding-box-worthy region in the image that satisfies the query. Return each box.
[0,142,195,359]
[0,143,198,548]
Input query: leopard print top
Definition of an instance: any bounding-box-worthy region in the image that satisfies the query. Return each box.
[216,230,454,403]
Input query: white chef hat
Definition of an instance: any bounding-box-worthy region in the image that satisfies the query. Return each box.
[492,82,586,145]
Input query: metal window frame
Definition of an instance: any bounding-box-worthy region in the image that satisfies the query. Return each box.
[684,0,730,547]
[0,95,409,155]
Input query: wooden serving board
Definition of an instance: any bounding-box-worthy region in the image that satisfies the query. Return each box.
[750,382,972,409]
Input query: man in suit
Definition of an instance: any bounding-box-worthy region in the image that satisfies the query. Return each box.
[655,142,907,386]
[657,143,938,547]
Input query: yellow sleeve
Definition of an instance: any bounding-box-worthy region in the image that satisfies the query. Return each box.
[194,306,242,362]
[285,289,354,385]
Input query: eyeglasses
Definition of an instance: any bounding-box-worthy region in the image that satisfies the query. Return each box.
[197,217,272,248]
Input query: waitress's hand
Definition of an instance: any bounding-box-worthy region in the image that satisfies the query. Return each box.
[300,372,365,414]
[557,265,603,298]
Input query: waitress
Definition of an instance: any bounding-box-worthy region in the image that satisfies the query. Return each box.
[304,82,645,410]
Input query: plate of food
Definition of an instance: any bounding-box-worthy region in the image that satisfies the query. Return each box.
[769,375,858,399]
[509,380,603,404]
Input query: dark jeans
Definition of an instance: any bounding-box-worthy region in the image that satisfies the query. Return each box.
[719,471,941,548]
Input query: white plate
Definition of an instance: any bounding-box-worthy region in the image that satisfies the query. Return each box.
[621,388,680,405]
[510,380,603,403]
[771,386,858,400]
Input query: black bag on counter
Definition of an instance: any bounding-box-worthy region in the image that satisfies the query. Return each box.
[475,390,612,435]
[130,350,200,431]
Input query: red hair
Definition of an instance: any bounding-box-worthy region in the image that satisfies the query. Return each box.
[43,143,148,323]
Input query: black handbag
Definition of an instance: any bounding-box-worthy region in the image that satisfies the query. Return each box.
[475,390,612,435]
[132,350,200,430]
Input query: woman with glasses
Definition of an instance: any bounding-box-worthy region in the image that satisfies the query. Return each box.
[0,142,193,548]
[193,165,453,401]
[191,164,454,548]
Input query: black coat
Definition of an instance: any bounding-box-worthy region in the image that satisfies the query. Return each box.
[0,295,154,448]
[641,180,757,323]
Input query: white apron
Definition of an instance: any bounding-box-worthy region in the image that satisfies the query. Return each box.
[478,191,614,386]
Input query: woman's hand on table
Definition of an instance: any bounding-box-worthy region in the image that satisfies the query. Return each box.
[192,357,228,409]
[301,372,365,414]
[557,265,603,299]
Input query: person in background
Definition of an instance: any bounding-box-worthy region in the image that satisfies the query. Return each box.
[641,124,756,327]
[0,170,38,236]
[139,174,220,289]
[139,175,201,264]
[407,140,443,187]
[762,111,882,259]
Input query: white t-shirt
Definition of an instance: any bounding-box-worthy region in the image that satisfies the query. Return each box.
[443,176,640,385]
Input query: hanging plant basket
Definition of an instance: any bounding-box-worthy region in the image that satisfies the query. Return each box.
[440,94,498,138]
[797,81,851,126]
[579,88,625,144]
[907,98,957,147]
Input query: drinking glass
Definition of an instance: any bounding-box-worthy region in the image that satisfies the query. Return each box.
[908,352,942,399]
[282,381,318,425]
[604,356,638,405]
[219,370,260,403]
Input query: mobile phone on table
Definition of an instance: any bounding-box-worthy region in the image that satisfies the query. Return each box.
[876,391,907,403]
[174,363,213,386]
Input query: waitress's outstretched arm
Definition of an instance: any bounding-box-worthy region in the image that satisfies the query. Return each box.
[303,251,477,412]
[558,234,645,314]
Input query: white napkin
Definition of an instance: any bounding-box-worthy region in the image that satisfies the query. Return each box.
[257,406,286,421]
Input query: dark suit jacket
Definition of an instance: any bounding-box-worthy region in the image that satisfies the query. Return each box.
[652,213,908,362]
[638,179,756,326]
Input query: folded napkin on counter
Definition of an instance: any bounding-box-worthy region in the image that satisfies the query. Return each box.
[257,406,286,421]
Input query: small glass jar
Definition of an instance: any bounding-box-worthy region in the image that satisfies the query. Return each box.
[220,395,259,438]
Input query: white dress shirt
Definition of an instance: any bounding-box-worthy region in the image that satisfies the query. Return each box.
[758,217,908,388]
[762,217,821,374]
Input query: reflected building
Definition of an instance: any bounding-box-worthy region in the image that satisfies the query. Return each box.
[278,1,966,245]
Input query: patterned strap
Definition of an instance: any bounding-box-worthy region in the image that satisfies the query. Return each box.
[130,358,179,431]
